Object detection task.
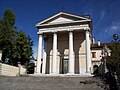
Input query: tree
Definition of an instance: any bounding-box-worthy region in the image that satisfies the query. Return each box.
[3,9,16,26]
[106,44,120,73]
[11,31,33,65]
[0,9,16,63]
[0,9,33,66]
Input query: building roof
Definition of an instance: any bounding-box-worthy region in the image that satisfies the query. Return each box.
[91,42,120,49]
[36,11,92,28]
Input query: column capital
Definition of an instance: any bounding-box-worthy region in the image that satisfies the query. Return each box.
[37,31,43,35]
[80,24,90,31]
[52,30,57,33]
[84,27,90,32]
[68,29,73,32]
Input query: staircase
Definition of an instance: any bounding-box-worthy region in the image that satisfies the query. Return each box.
[0,76,107,90]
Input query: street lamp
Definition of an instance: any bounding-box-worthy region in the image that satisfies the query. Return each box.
[113,34,118,42]
[113,34,120,76]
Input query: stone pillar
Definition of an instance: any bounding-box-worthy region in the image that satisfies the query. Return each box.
[42,49,46,74]
[36,34,42,73]
[85,28,92,73]
[42,37,47,74]
[68,31,74,74]
[52,32,57,74]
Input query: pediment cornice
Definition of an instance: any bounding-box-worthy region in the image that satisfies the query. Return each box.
[36,12,91,28]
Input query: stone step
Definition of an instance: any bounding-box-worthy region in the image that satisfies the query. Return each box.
[0,76,107,90]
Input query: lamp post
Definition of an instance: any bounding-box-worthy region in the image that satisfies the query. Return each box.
[113,34,119,43]
[113,34,120,75]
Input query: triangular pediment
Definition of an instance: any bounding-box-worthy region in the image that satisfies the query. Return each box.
[36,12,91,27]
[48,16,74,24]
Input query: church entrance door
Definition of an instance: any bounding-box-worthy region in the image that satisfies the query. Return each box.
[62,59,69,74]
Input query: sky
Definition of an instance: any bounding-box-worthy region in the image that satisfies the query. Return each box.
[0,0,120,57]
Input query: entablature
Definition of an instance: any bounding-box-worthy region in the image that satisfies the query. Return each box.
[37,24,90,34]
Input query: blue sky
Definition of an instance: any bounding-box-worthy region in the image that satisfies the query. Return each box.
[0,0,120,57]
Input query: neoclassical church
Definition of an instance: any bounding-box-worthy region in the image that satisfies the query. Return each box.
[35,12,103,75]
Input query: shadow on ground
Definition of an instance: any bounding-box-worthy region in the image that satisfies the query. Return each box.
[93,70,120,90]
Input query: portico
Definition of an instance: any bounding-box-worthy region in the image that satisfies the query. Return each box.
[36,12,92,75]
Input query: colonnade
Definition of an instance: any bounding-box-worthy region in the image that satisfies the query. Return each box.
[36,28,91,74]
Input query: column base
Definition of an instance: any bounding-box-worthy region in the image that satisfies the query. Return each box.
[80,73,92,75]
[50,72,59,75]
[28,73,93,77]
[67,73,75,75]
[34,72,42,74]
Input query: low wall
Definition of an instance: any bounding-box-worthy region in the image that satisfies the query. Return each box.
[0,63,26,76]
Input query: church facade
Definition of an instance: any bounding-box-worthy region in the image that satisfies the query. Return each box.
[35,12,94,75]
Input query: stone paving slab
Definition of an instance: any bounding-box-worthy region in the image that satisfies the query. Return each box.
[0,76,106,90]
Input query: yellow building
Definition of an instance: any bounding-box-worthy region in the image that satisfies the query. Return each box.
[35,12,99,75]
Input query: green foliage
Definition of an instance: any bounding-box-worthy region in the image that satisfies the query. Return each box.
[12,31,33,65]
[0,9,16,62]
[107,44,120,73]
[0,9,33,66]
[3,9,16,26]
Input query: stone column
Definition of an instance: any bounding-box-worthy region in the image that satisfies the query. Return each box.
[42,49,46,74]
[52,32,57,74]
[68,31,74,74]
[36,34,42,73]
[42,37,47,74]
[85,28,92,73]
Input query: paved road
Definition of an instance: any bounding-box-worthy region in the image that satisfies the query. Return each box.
[0,76,107,90]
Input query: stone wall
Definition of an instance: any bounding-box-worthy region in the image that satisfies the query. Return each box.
[0,63,26,76]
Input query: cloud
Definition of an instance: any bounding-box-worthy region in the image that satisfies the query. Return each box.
[100,11,105,21]
[111,26,119,30]
[96,21,120,42]
[111,26,120,31]
[99,21,120,41]
[105,21,120,33]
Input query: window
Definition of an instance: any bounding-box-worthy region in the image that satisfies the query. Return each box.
[92,52,96,58]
